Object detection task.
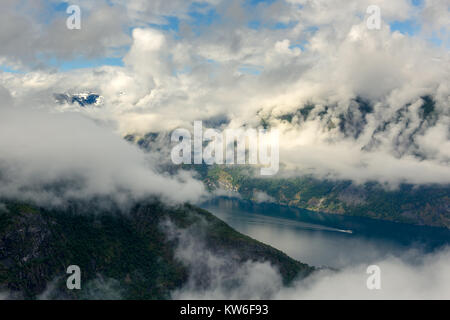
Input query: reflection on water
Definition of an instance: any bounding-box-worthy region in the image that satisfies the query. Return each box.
[202,197,450,268]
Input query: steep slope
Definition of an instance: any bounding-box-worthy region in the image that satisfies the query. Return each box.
[0,200,313,299]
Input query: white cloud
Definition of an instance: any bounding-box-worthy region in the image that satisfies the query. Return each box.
[0,1,130,68]
[0,86,205,206]
[277,247,450,299]
[253,191,276,203]
[0,0,448,187]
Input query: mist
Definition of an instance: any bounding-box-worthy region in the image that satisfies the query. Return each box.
[0,88,205,207]
[172,224,450,300]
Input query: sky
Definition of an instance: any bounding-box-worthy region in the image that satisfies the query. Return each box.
[0,0,447,72]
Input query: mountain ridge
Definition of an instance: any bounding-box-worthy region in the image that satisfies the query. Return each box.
[0,199,313,299]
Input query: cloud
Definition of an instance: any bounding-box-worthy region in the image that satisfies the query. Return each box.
[1,1,449,187]
[164,219,285,300]
[0,292,11,300]
[253,191,276,203]
[36,276,123,300]
[172,228,450,300]
[0,1,130,69]
[421,0,450,40]
[277,247,450,299]
[0,86,205,207]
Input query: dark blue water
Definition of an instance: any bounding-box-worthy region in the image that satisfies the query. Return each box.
[202,197,450,268]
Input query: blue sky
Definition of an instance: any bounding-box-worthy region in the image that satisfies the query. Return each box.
[48,56,125,71]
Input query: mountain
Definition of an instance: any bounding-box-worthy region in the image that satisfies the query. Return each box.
[0,200,313,299]
[200,165,450,229]
[121,95,449,229]
[121,138,449,229]
[54,92,104,107]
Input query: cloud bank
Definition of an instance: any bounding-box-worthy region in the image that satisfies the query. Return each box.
[1,0,448,186]
[172,224,450,300]
[0,86,205,207]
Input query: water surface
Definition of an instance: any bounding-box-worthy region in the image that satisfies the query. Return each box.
[202,197,450,268]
